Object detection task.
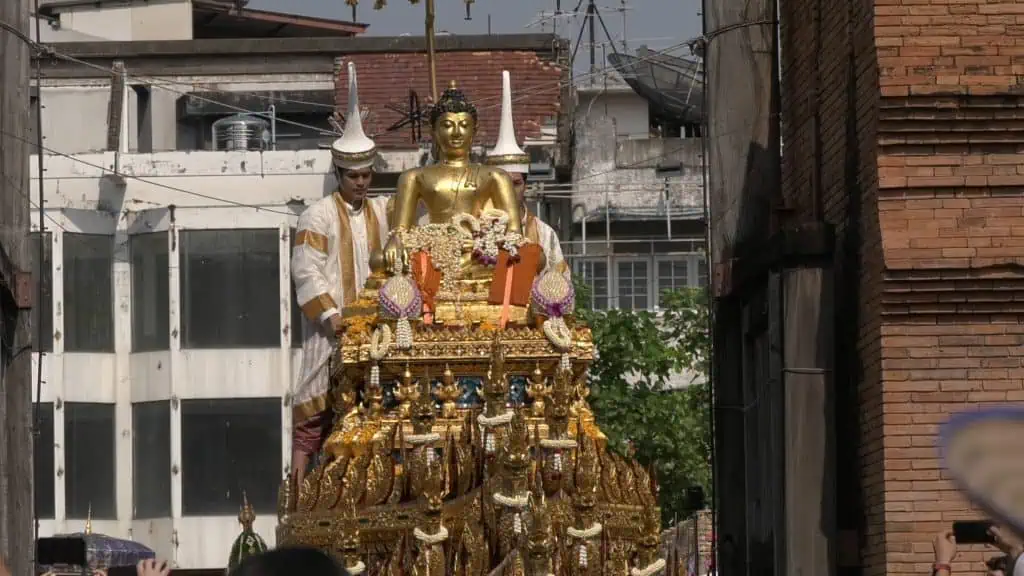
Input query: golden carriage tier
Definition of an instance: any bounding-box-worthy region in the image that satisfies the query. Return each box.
[276,230,666,575]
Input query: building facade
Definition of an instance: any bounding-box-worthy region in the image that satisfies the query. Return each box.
[570,68,707,314]
[29,29,566,569]
[714,0,1024,575]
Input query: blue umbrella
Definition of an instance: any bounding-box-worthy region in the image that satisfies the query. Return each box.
[43,532,156,571]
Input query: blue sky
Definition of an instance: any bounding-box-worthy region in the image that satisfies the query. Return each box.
[250,0,702,59]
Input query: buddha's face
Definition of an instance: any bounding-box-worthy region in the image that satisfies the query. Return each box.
[434,112,475,156]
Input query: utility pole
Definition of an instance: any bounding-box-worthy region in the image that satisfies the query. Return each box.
[587,0,596,73]
[0,0,35,572]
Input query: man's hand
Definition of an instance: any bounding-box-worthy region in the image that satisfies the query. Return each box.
[382,234,408,276]
[327,313,345,336]
[934,530,957,565]
[136,559,170,576]
[990,525,1024,563]
[292,450,311,488]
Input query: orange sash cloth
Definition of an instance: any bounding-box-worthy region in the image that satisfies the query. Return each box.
[488,244,542,327]
[412,251,442,323]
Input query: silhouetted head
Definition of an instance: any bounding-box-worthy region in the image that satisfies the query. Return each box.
[229,547,344,576]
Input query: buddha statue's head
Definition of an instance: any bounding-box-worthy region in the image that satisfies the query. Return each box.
[429,81,478,162]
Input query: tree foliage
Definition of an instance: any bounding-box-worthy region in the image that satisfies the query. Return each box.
[575,280,712,525]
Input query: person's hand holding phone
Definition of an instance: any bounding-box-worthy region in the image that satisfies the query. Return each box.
[989,525,1024,565]
[136,559,170,576]
[934,530,958,566]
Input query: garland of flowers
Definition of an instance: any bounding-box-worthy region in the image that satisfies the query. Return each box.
[369,325,392,389]
[345,560,367,576]
[472,209,527,265]
[405,432,441,446]
[567,522,603,569]
[400,223,472,295]
[413,525,449,545]
[630,558,666,576]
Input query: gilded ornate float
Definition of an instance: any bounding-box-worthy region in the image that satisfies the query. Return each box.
[277,78,665,576]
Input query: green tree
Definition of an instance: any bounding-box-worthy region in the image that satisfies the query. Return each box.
[575,280,711,525]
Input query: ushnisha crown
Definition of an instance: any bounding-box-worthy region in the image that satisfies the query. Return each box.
[331,61,377,171]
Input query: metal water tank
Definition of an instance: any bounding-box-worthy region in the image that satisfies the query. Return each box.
[212,114,271,151]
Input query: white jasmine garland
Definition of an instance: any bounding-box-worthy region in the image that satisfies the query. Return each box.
[542,317,572,352]
[405,432,441,446]
[567,523,602,539]
[345,561,366,575]
[478,411,514,428]
[540,438,576,449]
[369,325,392,361]
[492,492,529,508]
[413,525,449,544]
[630,559,666,576]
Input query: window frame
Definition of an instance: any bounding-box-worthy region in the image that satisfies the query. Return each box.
[62,233,116,353]
[654,254,707,307]
[130,232,171,352]
[572,258,612,310]
[614,257,651,311]
[64,402,117,520]
[178,228,282,350]
[179,397,283,516]
[132,401,172,519]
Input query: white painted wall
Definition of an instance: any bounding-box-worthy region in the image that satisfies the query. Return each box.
[55,0,193,41]
[38,73,336,155]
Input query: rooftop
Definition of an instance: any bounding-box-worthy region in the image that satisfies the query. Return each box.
[38,0,368,39]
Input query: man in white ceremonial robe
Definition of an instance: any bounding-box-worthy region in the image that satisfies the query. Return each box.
[484,70,567,276]
[290,62,389,484]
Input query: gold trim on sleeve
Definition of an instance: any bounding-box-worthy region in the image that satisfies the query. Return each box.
[295,230,330,254]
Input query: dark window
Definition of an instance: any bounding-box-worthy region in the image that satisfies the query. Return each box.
[29,232,53,352]
[65,403,116,519]
[289,229,304,349]
[181,398,281,515]
[133,401,171,518]
[573,260,609,310]
[617,260,649,311]
[34,402,55,519]
[63,234,114,352]
[131,233,170,351]
[657,258,690,307]
[180,230,280,349]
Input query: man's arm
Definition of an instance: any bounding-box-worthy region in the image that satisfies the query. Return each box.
[293,204,338,325]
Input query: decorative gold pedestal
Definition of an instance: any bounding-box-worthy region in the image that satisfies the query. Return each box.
[277,317,661,576]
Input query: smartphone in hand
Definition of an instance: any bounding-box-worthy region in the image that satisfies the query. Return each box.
[953,520,995,545]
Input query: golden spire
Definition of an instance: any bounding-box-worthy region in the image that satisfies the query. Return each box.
[448,80,457,90]
[85,503,92,535]
[238,491,256,531]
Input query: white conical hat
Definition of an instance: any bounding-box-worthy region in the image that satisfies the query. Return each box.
[485,70,530,174]
[331,62,377,170]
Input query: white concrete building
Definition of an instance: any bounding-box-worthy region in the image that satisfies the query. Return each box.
[29,150,366,569]
[569,68,707,312]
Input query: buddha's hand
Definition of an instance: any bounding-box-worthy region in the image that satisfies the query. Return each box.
[383,232,408,275]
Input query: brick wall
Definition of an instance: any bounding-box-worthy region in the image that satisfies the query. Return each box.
[334,50,564,149]
[781,0,1024,574]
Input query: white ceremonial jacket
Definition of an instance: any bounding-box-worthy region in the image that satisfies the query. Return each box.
[524,212,568,276]
[291,193,389,426]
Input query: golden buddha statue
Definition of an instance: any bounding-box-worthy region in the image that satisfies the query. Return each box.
[382,81,523,275]
[357,81,545,326]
